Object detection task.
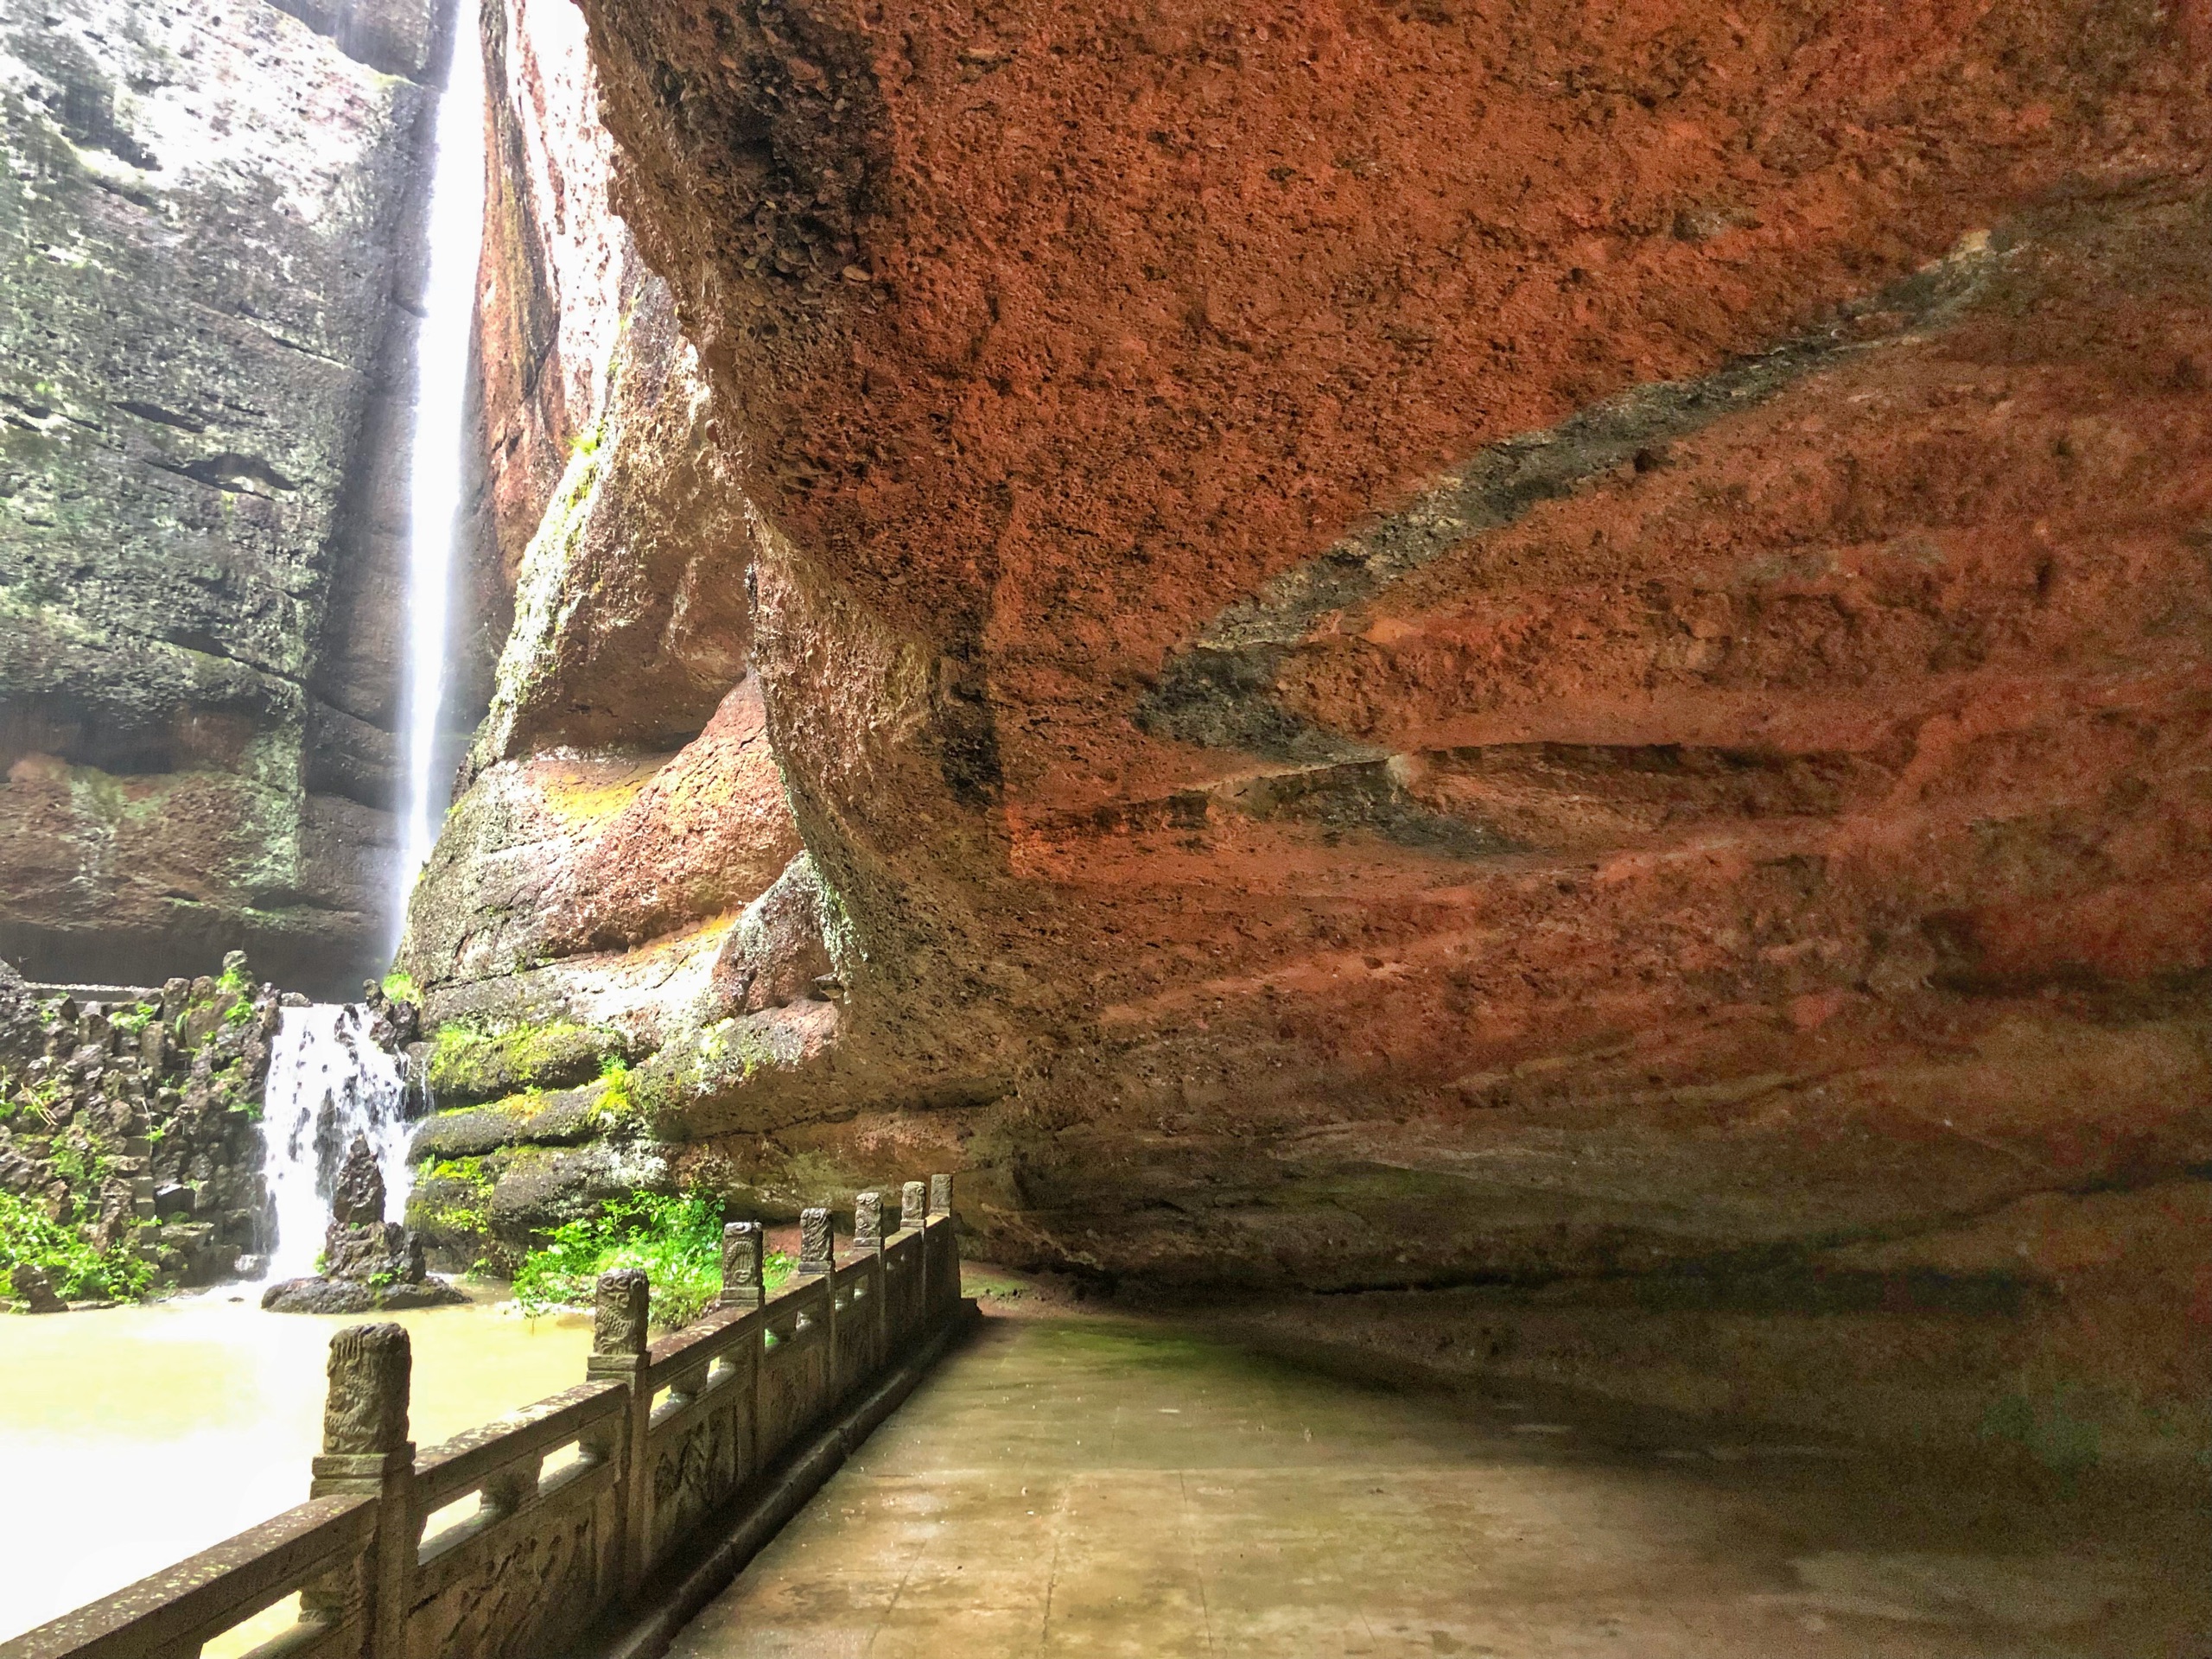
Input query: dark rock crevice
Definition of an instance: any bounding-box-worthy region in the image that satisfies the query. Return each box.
[1137,226,2013,766]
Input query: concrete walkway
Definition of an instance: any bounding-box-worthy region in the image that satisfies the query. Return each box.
[665,1289,2205,1658]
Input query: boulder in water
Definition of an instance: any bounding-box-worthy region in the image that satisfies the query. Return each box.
[10,1262,67,1313]
[262,1130,464,1313]
[260,1274,464,1313]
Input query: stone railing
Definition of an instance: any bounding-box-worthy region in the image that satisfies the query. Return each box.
[2,1177,969,1659]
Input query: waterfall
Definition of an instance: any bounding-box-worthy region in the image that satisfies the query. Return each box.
[395,3,487,937]
[258,1005,416,1281]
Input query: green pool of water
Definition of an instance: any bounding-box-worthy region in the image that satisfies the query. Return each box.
[0,1286,591,1643]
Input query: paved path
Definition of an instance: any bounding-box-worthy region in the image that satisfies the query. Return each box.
[667,1299,2205,1657]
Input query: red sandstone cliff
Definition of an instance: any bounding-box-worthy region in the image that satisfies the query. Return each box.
[416,0,2211,1461]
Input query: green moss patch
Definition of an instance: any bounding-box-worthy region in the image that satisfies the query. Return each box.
[426,1017,627,1104]
[406,1084,620,1161]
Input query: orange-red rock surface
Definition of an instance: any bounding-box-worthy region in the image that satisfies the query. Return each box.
[421,0,2210,1457]
[405,0,798,1010]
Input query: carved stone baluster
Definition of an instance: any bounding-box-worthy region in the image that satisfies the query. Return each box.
[849,1191,885,1363]
[712,1220,765,1497]
[797,1206,833,1276]
[717,1219,765,1310]
[308,1322,415,1659]
[481,1456,540,1519]
[853,1190,883,1250]
[928,1173,959,1317]
[900,1179,926,1235]
[586,1268,652,1600]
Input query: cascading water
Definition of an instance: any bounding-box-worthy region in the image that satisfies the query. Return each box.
[251,10,483,1284]
[394,0,487,936]
[258,1005,415,1281]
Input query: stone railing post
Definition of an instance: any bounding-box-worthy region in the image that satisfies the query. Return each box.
[853,1191,887,1360]
[901,1178,931,1322]
[853,1191,883,1250]
[717,1220,766,1309]
[585,1268,652,1601]
[308,1323,414,1659]
[929,1173,957,1315]
[797,1206,833,1277]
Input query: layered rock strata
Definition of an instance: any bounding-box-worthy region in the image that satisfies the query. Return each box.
[414,0,2209,1463]
[0,0,456,994]
[397,0,829,1254]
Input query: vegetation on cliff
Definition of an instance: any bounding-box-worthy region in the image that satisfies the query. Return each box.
[0,1187,151,1303]
[426,1016,629,1103]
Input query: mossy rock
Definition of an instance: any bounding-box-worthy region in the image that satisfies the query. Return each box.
[426,1019,626,1105]
[406,1159,499,1268]
[407,1141,674,1268]
[628,1003,838,1136]
[406,1084,613,1162]
[486,1142,672,1247]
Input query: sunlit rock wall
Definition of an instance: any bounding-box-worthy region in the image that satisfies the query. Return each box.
[0,0,456,995]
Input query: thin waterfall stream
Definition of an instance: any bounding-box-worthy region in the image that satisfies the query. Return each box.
[253,8,486,1276]
[396,0,487,926]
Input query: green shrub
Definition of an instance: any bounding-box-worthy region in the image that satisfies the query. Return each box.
[511,1191,790,1331]
[0,1190,152,1303]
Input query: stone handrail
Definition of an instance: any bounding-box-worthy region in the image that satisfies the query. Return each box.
[1,1177,969,1659]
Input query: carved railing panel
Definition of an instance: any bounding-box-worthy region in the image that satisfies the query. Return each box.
[753,1275,832,1471]
[641,1306,762,1573]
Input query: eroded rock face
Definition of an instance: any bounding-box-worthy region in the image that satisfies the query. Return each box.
[566,0,2209,1223]
[395,0,815,1272]
[397,0,2212,1456]
[0,0,455,994]
[503,0,2212,1458]
[404,0,798,1026]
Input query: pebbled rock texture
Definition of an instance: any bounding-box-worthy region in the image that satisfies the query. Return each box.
[0,0,456,995]
[427,0,2211,1459]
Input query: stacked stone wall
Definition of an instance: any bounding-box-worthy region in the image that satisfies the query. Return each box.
[0,953,283,1305]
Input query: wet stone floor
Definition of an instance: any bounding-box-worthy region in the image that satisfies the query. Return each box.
[670,1295,2207,1659]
